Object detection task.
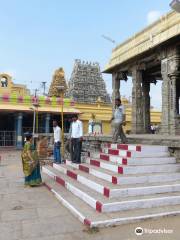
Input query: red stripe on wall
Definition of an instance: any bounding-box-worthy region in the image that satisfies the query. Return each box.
[136,146,141,152]
[122,158,127,165]
[117,144,128,150]
[108,149,119,155]
[67,170,77,180]
[90,159,100,167]
[127,151,131,158]
[79,165,89,173]
[100,154,109,161]
[118,166,123,174]
[96,201,102,212]
[44,183,52,191]
[84,218,91,226]
[112,176,117,184]
[104,187,110,197]
[56,176,66,186]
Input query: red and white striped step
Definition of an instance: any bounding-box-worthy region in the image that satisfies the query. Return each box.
[102,143,168,152]
[44,177,180,228]
[42,166,180,213]
[64,160,180,185]
[101,147,170,158]
[91,152,176,165]
[42,141,180,228]
[86,158,180,175]
[65,159,119,184]
[53,163,180,199]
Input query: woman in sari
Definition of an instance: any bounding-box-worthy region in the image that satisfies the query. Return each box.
[21,133,42,186]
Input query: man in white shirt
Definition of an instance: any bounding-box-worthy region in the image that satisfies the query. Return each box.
[53,120,61,164]
[70,114,83,163]
[111,98,127,143]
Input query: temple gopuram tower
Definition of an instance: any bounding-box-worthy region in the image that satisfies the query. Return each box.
[48,68,67,97]
[67,59,111,103]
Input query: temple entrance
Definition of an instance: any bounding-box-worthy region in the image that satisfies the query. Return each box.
[0,113,16,146]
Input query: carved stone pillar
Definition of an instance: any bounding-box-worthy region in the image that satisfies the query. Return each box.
[176,81,180,115]
[161,59,170,134]
[131,66,144,134]
[112,72,121,109]
[169,74,177,134]
[161,53,180,135]
[142,80,151,133]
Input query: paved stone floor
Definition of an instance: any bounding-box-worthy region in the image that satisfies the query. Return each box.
[0,150,180,240]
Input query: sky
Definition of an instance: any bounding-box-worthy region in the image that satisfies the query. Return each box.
[0,0,172,109]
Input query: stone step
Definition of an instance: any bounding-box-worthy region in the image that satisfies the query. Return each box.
[102,143,168,152]
[86,158,180,175]
[43,175,180,228]
[53,163,180,198]
[91,152,176,165]
[65,160,180,185]
[101,148,170,158]
[42,166,180,213]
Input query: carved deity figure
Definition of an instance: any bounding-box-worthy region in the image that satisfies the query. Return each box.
[1,77,8,87]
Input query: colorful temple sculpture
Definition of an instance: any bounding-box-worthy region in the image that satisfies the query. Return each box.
[66,59,111,103]
[48,68,67,97]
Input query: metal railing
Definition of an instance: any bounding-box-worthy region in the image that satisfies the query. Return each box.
[0,131,16,147]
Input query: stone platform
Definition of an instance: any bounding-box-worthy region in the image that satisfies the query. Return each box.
[43,142,180,228]
[83,134,180,147]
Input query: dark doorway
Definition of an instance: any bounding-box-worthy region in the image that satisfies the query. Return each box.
[0,113,16,146]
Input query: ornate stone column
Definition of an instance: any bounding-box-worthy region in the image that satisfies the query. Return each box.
[112,72,120,109]
[169,74,177,134]
[161,53,180,135]
[142,79,151,133]
[45,113,50,133]
[131,66,144,134]
[16,113,23,149]
[161,59,170,134]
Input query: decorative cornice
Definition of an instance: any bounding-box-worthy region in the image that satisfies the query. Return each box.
[104,11,180,73]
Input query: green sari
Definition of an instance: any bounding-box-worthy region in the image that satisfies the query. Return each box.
[21,142,42,186]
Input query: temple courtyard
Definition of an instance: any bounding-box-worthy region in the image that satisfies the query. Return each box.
[0,150,180,240]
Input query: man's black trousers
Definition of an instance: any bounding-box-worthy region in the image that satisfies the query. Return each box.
[70,138,82,163]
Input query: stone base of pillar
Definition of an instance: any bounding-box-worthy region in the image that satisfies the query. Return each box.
[131,124,145,134]
[160,124,170,135]
[16,137,23,150]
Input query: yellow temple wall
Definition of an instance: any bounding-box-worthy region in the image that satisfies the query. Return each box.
[75,102,112,134]
[75,102,161,135]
